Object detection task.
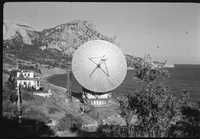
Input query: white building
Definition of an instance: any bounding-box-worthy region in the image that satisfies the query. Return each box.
[15,70,40,90]
[152,60,167,69]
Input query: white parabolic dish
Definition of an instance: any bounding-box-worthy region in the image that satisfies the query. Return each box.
[72,40,127,93]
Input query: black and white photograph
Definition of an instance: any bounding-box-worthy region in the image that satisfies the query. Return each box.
[2,2,200,137]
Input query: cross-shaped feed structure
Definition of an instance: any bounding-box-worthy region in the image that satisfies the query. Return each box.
[88,55,110,77]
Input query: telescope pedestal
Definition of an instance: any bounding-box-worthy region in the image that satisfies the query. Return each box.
[82,88,113,107]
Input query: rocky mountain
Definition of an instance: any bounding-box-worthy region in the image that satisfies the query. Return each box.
[3,20,116,54]
[3,20,117,67]
[3,20,166,69]
[39,20,116,55]
[3,20,40,45]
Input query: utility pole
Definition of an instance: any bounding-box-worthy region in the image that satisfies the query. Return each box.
[66,54,72,102]
[17,84,22,124]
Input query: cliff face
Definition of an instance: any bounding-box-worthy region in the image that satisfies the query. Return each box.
[39,20,116,55]
[4,20,116,55]
[4,20,151,69]
[3,21,40,46]
[3,20,116,67]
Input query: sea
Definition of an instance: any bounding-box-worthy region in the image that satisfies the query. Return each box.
[47,65,200,103]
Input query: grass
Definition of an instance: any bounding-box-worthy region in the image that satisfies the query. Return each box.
[23,107,51,123]
[3,77,55,127]
[2,64,78,136]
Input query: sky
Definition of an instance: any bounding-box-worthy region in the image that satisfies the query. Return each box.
[3,2,200,65]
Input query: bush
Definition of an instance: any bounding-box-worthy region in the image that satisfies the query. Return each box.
[98,55,200,137]
[38,69,42,74]
[56,113,82,132]
[22,91,33,101]
[48,107,60,114]
[97,124,127,137]
[3,82,17,101]
[6,80,16,90]
[168,104,200,137]
[39,87,44,91]
[1,116,55,137]
[3,100,18,116]
[9,93,18,104]
[23,108,50,124]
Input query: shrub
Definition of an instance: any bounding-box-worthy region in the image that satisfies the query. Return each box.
[168,104,200,137]
[56,113,82,132]
[3,82,17,101]
[97,124,127,137]
[1,116,55,137]
[98,55,200,137]
[3,100,18,116]
[9,93,18,104]
[23,108,50,124]
[32,96,45,105]
[6,79,16,90]
[48,107,60,114]
[22,91,33,101]
[39,87,44,91]
[38,69,42,74]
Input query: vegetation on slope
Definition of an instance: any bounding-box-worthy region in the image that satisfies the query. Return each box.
[2,79,55,137]
[3,20,117,69]
[97,56,200,137]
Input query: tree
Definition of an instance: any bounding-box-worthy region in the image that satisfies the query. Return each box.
[98,55,200,137]
[9,93,18,105]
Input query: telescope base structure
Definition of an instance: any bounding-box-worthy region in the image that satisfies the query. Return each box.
[82,91,114,107]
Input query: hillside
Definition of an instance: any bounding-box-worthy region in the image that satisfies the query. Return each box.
[4,20,149,70]
[4,20,156,73]
[3,20,40,45]
[39,20,116,55]
[3,20,118,68]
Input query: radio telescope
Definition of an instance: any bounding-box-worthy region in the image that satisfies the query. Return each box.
[72,40,127,93]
